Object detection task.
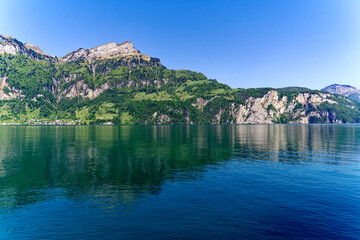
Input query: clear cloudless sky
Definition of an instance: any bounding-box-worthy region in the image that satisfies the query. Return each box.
[1,0,360,89]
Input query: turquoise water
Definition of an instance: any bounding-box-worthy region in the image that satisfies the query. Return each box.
[0,125,359,239]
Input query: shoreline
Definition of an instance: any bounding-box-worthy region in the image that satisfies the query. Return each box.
[0,122,356,126]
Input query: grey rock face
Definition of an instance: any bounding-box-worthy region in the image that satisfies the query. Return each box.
[232,91,339,124]
[62,41,143,62]
[0,35,56,62]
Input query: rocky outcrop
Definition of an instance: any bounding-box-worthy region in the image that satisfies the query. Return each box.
[0,77,25,100]
[295,92,337,106]
[0,42,19,55]
[64,81,111,100]
[0,34,55,62]
[0,76,6,99]
[152,112,171,124]
[322,84,360,102]
[1,35,25,55]
[233,91,286,124]
[192,97,212,110]
[231,90,340,124]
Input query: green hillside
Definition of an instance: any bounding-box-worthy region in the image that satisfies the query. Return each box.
[1,35,360,125]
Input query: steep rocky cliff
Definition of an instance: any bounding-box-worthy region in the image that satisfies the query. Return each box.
[62,41,152,62]
[0,35,359,125]
[231,91,339,124]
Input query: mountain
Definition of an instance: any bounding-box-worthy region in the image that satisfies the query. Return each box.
[0,34,56,62]
[1,34,360,125]
[321,84,360,102]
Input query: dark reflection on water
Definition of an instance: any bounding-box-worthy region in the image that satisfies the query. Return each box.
[0,125,359,239]
[0,126,236,208]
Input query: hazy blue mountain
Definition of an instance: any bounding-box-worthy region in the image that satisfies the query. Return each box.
[321,84,360,102]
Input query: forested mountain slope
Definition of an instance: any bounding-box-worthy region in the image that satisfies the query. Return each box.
[1,34,359,125]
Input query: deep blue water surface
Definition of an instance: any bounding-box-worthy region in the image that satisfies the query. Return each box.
[0,125,359,239]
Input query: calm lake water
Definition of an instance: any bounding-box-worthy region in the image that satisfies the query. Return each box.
[0,125,359,239]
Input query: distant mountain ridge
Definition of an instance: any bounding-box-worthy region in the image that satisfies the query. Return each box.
[321,84,360,102]
[0,34,56,62]
[0,34,159,64]
[0,34,360,125]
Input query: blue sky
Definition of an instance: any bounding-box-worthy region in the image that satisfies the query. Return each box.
[1,0,360,89]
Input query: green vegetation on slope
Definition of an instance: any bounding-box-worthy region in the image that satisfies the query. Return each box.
[1,52,360,124]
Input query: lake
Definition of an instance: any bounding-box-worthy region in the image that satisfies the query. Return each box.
[0,125,359,239]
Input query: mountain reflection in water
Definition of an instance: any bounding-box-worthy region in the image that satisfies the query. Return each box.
[0,125,359,239]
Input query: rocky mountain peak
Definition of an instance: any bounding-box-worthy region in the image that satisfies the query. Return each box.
[1,34,152,64]
[24,43,52,57]
[0,34,11,39]
[0,34,56,62]
[0,34,20,55]
[62,40,149,62]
